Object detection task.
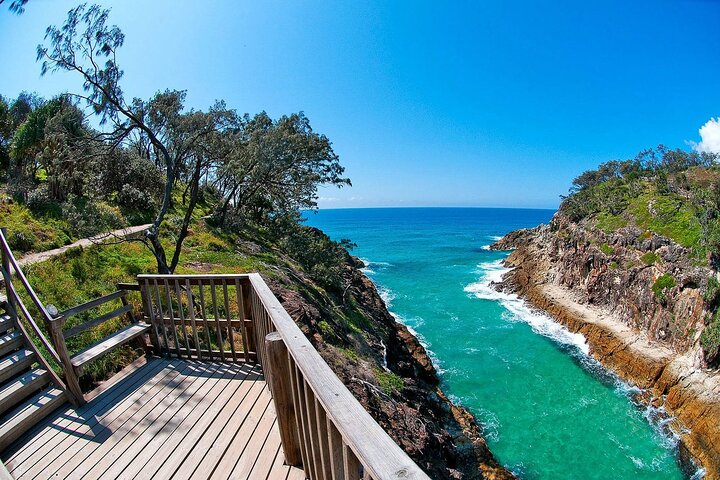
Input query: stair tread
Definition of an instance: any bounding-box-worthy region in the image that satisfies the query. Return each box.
[0,350,36,386]
[0,388,66,451]
[0,368,50,417]
[0,314,13,334]
[0,349,33,367]
[71,322,151,369]
[0,331,23,357]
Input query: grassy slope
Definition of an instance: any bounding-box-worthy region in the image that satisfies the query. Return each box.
[591,180,703,251]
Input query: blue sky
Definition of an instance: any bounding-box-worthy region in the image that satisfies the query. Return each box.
[2,1,720,209]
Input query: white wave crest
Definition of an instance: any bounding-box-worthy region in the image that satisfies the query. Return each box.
[480,245,491,250]
[378,286,396,307]
[464,260,590,355]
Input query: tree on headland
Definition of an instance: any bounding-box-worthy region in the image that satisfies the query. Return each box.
[0,0,28,14]
[33,3,350,274]
[37,4,231,273]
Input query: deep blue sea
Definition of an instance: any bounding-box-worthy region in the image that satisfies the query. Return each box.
[304,207,693,480]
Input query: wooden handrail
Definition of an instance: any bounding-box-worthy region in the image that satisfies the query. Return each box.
[136,272,429,479]
[248,273,429,480]
[58,290,127,320]
[0,229,57,327]
[0,265,62,365]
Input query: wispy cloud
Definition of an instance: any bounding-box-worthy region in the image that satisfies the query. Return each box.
[692,118,720,154]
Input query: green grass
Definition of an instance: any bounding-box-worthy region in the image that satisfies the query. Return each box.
[641,252,659,266]
[375,369,404,395]
[627,192,701,249]
[596,212,628,233]
[0,199,73,253]
[599,243,614,255]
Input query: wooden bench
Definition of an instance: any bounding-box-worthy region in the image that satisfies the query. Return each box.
[48,288,152,404]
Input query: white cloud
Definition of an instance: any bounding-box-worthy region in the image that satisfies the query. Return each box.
[693,118,720,154]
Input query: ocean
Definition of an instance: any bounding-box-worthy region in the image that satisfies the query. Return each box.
[304,207,693,480]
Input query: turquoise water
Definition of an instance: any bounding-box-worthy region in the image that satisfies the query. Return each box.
[305,207,690,480]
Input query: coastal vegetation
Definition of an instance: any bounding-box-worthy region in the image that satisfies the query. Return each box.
[559,145,720,364]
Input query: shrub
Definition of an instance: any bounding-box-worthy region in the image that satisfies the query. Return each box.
[8,230,37,252]
[652,274,676,302]
[641,252,659,266]
[62,198,124,237]
[375,369,404,395]
[701,313,720,366]
[599,243,614,255]
[705,276,720,307]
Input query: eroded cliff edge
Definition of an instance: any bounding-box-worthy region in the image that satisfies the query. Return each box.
[246,235,514,479]
[492,213,720,478]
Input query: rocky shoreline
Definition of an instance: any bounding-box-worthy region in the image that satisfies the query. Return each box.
[491,219,720,479]
[259,241,514,479]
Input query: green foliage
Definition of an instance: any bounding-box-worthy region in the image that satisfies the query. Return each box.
[705,276,720,307]
[652,274,676,302]
[627,194,701,249]
[560,146,720,264]
[599,243,614,255]
[609,261,619,270]
[375,369,404,395]
[641,252,659,266]
[701,312,720,366]
[273,216,355,291]
[596,212,628,233]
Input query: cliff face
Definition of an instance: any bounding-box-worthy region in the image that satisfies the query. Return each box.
[255,245,513,479]
[493,213,720,478]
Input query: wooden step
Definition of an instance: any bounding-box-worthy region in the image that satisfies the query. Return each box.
[0,387,66,452]
[0,350,35,385]
[0,368,50,418]
[0,314,14,336]
[0,331,23,358]
[0,459,12,480]
[70,322,151,371]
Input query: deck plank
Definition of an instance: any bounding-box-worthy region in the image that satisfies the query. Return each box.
[4,357,166,464]
[171,381,268,480]
[114,363,255,480]
[44,362,206,480]
[1,358,306,480]
[80,362,225,480]
[42,362,209,479]
[6,359,175,478]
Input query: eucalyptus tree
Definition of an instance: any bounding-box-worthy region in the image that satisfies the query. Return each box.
[214,111,350,228]
[36,4,231,273]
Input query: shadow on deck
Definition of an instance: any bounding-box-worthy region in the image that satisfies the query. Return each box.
[1,358,305,480]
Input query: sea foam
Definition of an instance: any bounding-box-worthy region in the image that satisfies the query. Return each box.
[464,259,590,355]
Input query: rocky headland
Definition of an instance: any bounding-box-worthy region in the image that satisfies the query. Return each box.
[491,212,720,479]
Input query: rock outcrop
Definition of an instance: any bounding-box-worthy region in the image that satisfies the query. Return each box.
[492,213,720,478]
[257,242,513,479]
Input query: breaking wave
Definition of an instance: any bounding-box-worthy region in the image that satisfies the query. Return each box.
[464,259,589,355]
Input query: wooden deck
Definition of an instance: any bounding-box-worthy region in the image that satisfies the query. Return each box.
[1,358,306,480]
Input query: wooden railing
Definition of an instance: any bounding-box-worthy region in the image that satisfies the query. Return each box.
[0,228,73,404]
[135,274,256,362]
[137,273,430,480]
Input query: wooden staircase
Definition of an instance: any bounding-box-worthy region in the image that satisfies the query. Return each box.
[0,300,67,452]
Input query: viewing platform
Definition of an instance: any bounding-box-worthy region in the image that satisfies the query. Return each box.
[0,228,430,480]
[3,359,303,479]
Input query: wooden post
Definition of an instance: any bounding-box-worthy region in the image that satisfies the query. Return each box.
[265,332,303,467]
[0,228,15,312]
[48,318,85,405]
[244,319,256,355]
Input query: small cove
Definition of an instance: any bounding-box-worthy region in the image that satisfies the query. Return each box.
[306,207,691,479]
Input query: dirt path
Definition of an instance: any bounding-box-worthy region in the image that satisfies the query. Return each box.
[17,224,151,266]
